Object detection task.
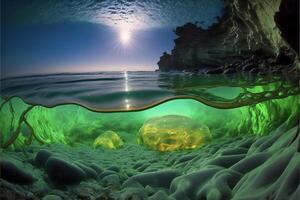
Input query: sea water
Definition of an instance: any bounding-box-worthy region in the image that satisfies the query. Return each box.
[0,71,299,199]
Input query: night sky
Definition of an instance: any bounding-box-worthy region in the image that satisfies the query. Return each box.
[1,0,224,78]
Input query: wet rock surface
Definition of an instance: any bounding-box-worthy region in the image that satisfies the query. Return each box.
[42,194,63,200]
[45,157,86,185]
[158,0,298,73]
[0,159,36,185]
[274,0,299,54]
[0,124,299,199]
[35,149,52,168]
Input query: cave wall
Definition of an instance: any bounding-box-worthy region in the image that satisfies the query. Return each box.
[158,0,297,71]
[275,0,299,54]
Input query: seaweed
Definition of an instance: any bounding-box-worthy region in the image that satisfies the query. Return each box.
[0,100,44,148]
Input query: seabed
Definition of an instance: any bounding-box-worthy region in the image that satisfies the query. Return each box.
[0,95,299,200]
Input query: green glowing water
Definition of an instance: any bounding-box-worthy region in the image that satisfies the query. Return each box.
[0,95,298,149]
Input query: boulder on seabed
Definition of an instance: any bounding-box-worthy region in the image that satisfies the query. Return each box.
[45,157,86,185]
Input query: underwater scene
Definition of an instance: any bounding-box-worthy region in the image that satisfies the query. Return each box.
[1,71,299,200]
[1,0,299,200]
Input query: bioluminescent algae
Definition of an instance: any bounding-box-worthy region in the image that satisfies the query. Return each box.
[0,90,298,148]
[0,72,299,200]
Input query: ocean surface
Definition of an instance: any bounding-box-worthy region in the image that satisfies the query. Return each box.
[0,71,294,111]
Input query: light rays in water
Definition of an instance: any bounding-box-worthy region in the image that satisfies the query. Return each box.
[124,71,131,110]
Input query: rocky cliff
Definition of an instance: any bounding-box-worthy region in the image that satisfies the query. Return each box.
[158,0,299,72]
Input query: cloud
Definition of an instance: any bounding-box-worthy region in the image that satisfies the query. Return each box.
[2,0,224,29]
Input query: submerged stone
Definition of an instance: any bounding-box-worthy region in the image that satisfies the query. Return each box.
[123,169,181,188]
[35,150,52,168]
[0,159,36,185]
[138,115,211,152]
[42,195,63,200]
[45,157,86,185]
[75,162,98,179]
[93,130,124,149]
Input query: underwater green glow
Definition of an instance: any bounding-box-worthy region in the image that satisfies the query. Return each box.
[138,115,211,152]
[93,130,124,149]
[0,94,298,150]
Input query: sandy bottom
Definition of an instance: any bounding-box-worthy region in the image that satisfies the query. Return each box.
[0,123,299,200]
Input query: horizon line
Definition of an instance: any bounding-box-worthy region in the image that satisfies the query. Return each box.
[0,69,160,80]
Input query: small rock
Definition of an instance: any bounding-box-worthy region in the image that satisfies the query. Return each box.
[107,165,120,172]
[99,170,116,179]
[123,169,181,188]
[102,174,120,187]
[0,160,36,185]
[133,162,143,169]
[89,163,103,174]
[45,157,86,185]
[76,162,97,179]
[149,190,170,200]
[35,150,52,168]
[119,187,147,200]
[42,194,63,200]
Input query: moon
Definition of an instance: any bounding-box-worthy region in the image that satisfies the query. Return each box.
[119,29,131,45]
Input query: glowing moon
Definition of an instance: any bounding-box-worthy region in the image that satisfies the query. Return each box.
[119,29,131,45]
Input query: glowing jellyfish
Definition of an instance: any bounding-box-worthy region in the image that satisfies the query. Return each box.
[138,115,211,152]
[93,131,124,149]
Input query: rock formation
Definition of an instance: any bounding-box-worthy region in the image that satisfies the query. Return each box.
[158,0,299,72]
[274,0,299,54]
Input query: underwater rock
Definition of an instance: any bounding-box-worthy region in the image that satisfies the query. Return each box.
[170,166,224,199]
[196,168,243,200]
[89,163,103,174]
[99,170,117,179]
[220,147,249,156]
[35,150,52,168]
[0,181,35,199]
[231,126,300,200]
[274,0,299,54]
[0,123,298,199]
[230,152,269,174]
[93,130,124,149]
[123,169,181,188]
[45,157,86,185]
[119,187,148,200]
[102,174,121,187]
[207,154,246,168]
[138,115,211,151]
[42,194,63,200]
[75,162,97,179]
[0,159,36,185]
[149,190,172,200]
[106,165,120,172]
[233,148,300,200]
[168,125,300,200]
